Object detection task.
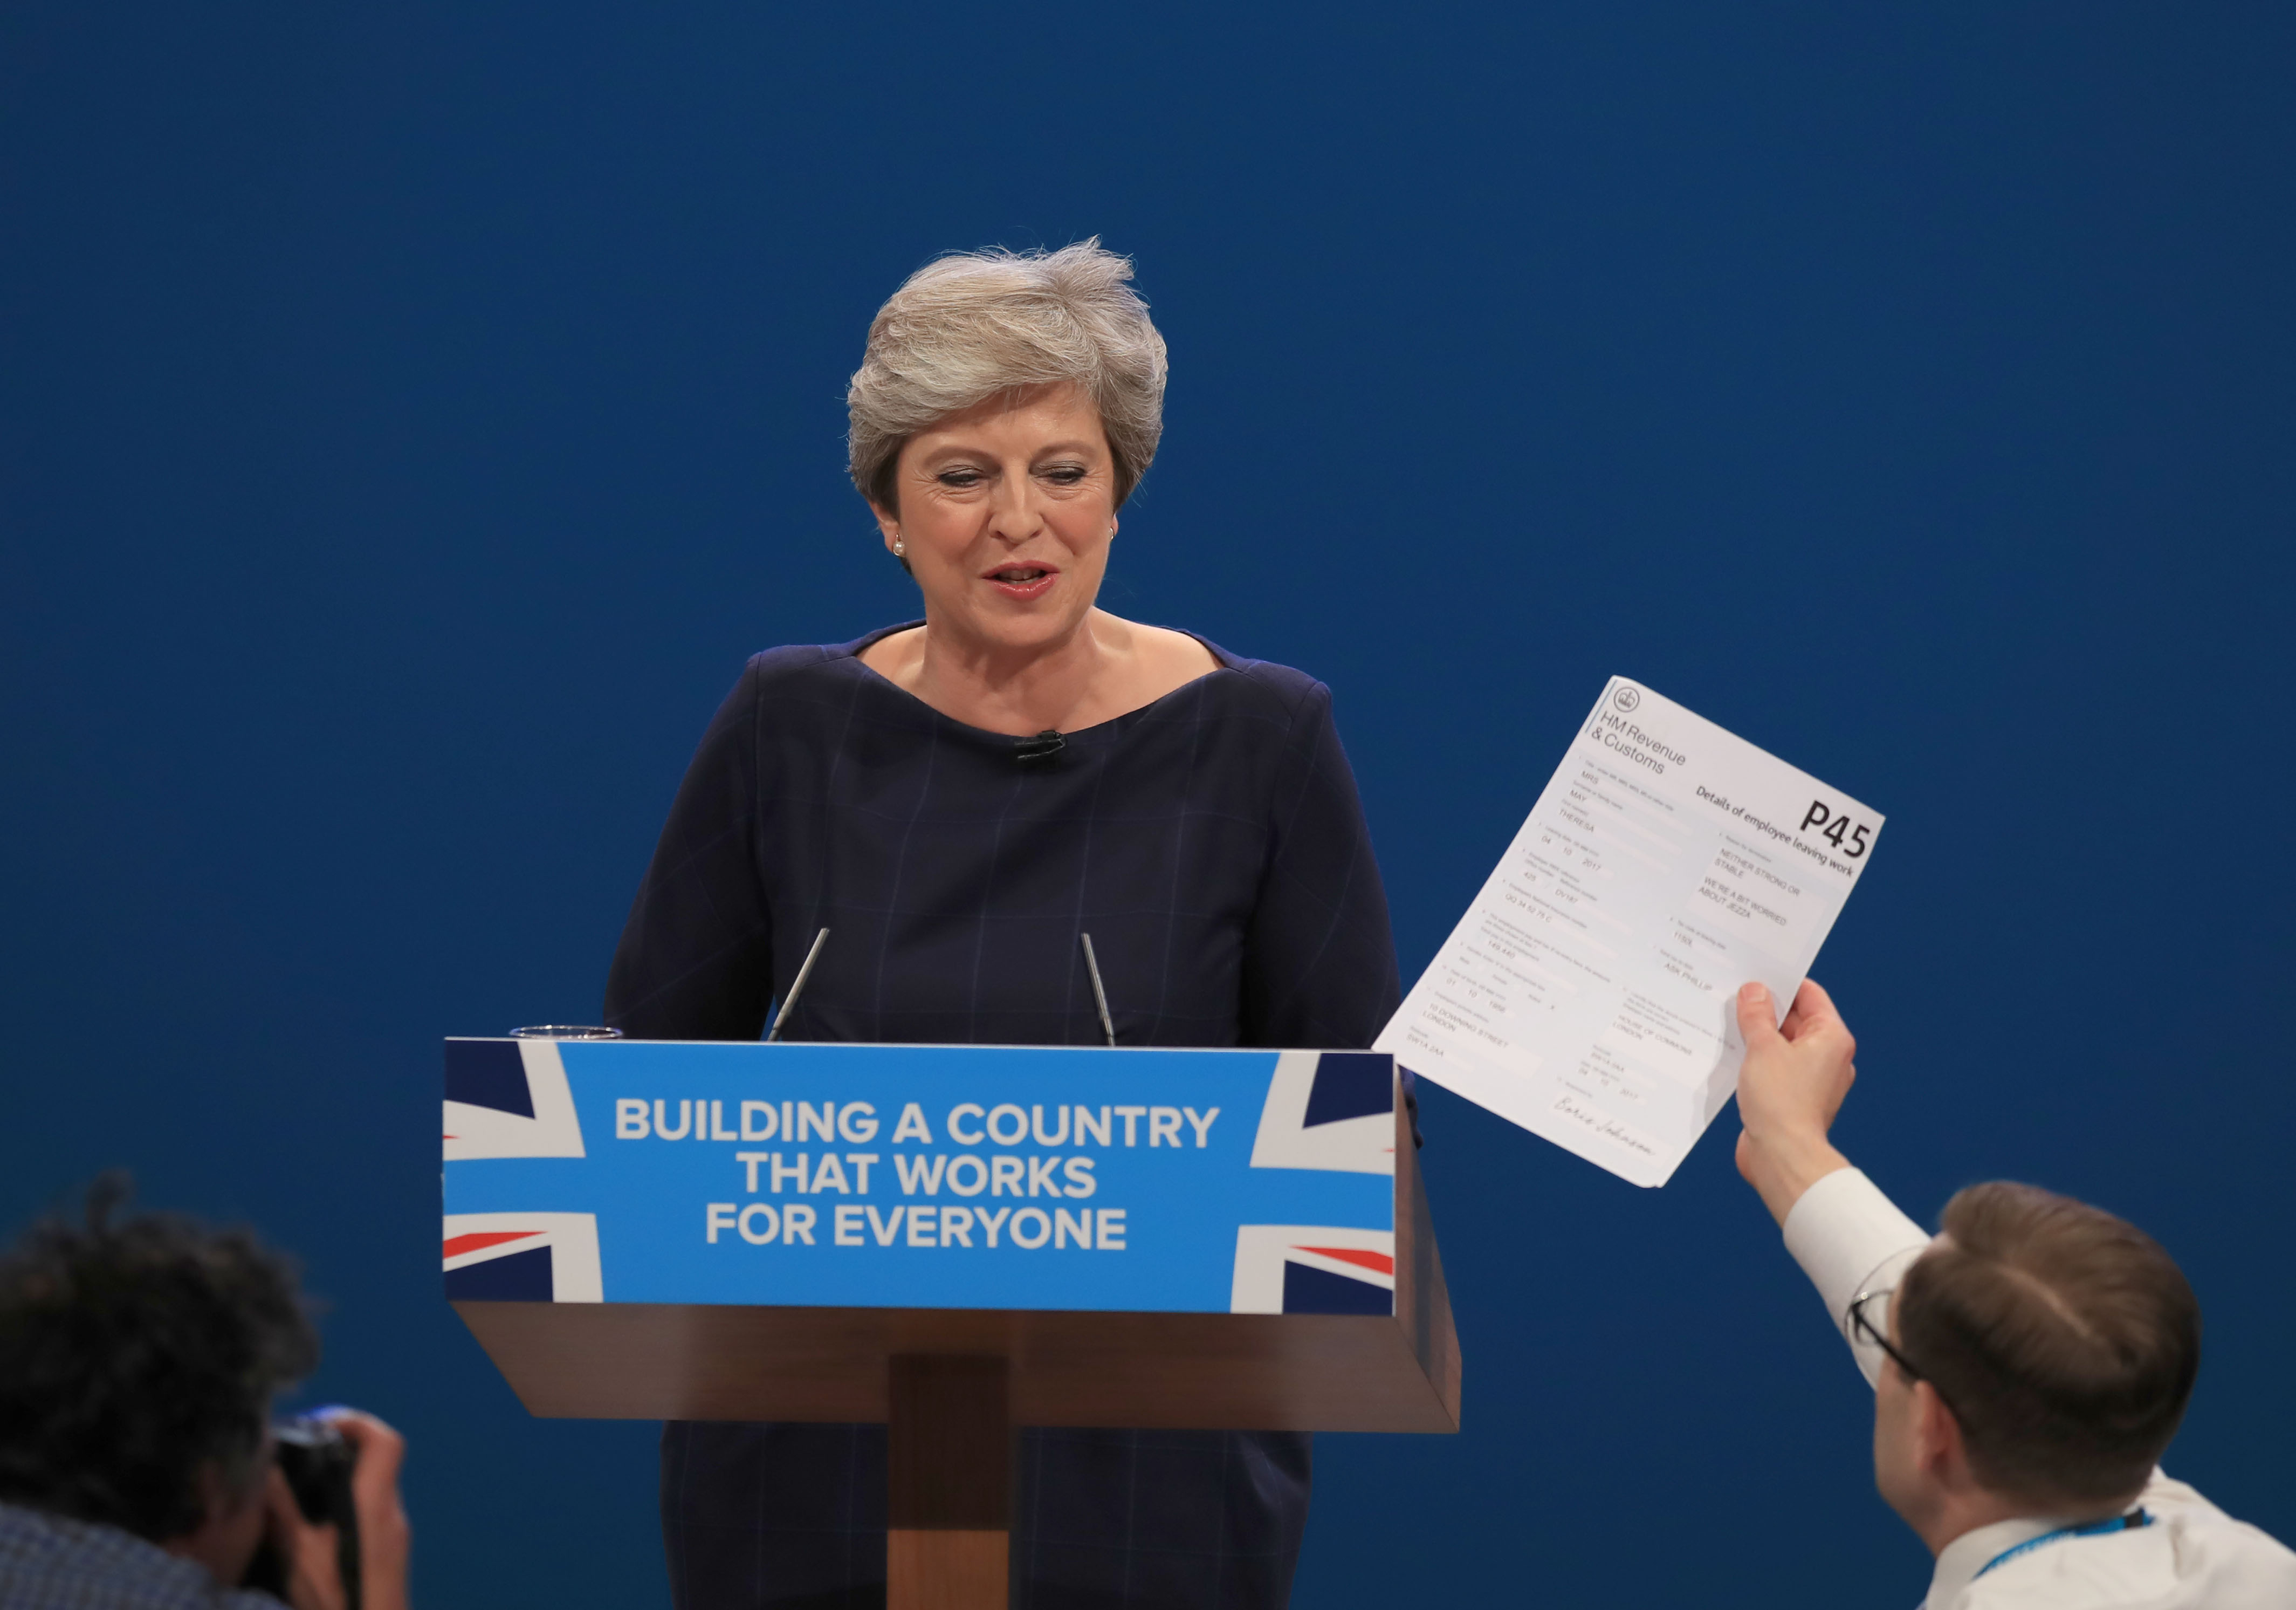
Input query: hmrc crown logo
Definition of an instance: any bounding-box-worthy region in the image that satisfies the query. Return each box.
[1613,686,1640,712]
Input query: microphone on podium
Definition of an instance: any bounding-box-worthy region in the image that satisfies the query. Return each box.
[765,927,830,1042]
[1080,933,1116,1047]
[760,926,1118,1048]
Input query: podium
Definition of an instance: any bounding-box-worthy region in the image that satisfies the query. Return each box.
[444,1038,1461,1608]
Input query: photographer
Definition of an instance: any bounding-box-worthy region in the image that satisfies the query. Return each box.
[1734,979,2296,1608]
[0,1184,411,1610]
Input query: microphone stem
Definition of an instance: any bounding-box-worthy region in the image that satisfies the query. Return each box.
[766,927,831,1043]
[1080,933,1117,1048]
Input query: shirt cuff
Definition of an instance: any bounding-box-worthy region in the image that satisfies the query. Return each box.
[1781,1167,1931,1388]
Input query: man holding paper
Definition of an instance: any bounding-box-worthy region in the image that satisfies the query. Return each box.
[1733,978,2296,1607]
[1378,675,1887,1187]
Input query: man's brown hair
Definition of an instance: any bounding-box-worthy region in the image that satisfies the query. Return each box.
[1897,1181,2199,1507]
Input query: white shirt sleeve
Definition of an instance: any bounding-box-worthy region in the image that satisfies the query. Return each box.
[1780,1166,1932,1389]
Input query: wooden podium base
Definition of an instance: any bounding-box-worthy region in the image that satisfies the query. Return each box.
[889,1355,1011,1610]
[887,1531,1007,1610]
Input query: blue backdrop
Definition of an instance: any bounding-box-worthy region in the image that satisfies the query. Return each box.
[4,4,2290,1605]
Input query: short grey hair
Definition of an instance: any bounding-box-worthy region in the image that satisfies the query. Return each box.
[847,238,1168,512]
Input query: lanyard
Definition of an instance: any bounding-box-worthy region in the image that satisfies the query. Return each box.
[1973,1509,2152,1581]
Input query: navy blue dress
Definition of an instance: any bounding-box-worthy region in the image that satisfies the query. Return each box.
[603,624,1403,1610]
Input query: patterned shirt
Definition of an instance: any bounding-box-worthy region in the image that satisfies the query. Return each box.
[0,1502,278,1610]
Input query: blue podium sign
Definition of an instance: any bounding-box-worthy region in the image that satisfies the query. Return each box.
[443,1037,1460,1435]
[445,1040,1403,1318]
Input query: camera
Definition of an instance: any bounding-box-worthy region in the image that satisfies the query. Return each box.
[242,1416,362,1608]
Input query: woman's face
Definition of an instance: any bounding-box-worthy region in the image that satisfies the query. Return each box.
[874,381,1118,656]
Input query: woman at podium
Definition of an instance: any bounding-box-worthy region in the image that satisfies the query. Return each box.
[605,239,1401,1610]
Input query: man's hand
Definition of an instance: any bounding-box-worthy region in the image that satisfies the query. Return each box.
[262,1409,411,1610]
[1734,979,1857,1227]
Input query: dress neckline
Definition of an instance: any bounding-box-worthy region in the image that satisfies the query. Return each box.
[836,619,1243,742]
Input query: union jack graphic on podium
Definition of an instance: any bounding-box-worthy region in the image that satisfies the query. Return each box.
[443,1039,599,1301]
[443,1038,586,1161]
[1231,1050,1398,1314]
[443,1212,602,1302]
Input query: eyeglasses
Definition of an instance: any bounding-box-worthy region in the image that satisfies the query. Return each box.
[1849,1289,1953,1409]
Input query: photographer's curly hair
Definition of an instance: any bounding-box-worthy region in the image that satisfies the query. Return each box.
[0,1176,318,1541]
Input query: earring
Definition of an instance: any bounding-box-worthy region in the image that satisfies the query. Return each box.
[892,538,905,557]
